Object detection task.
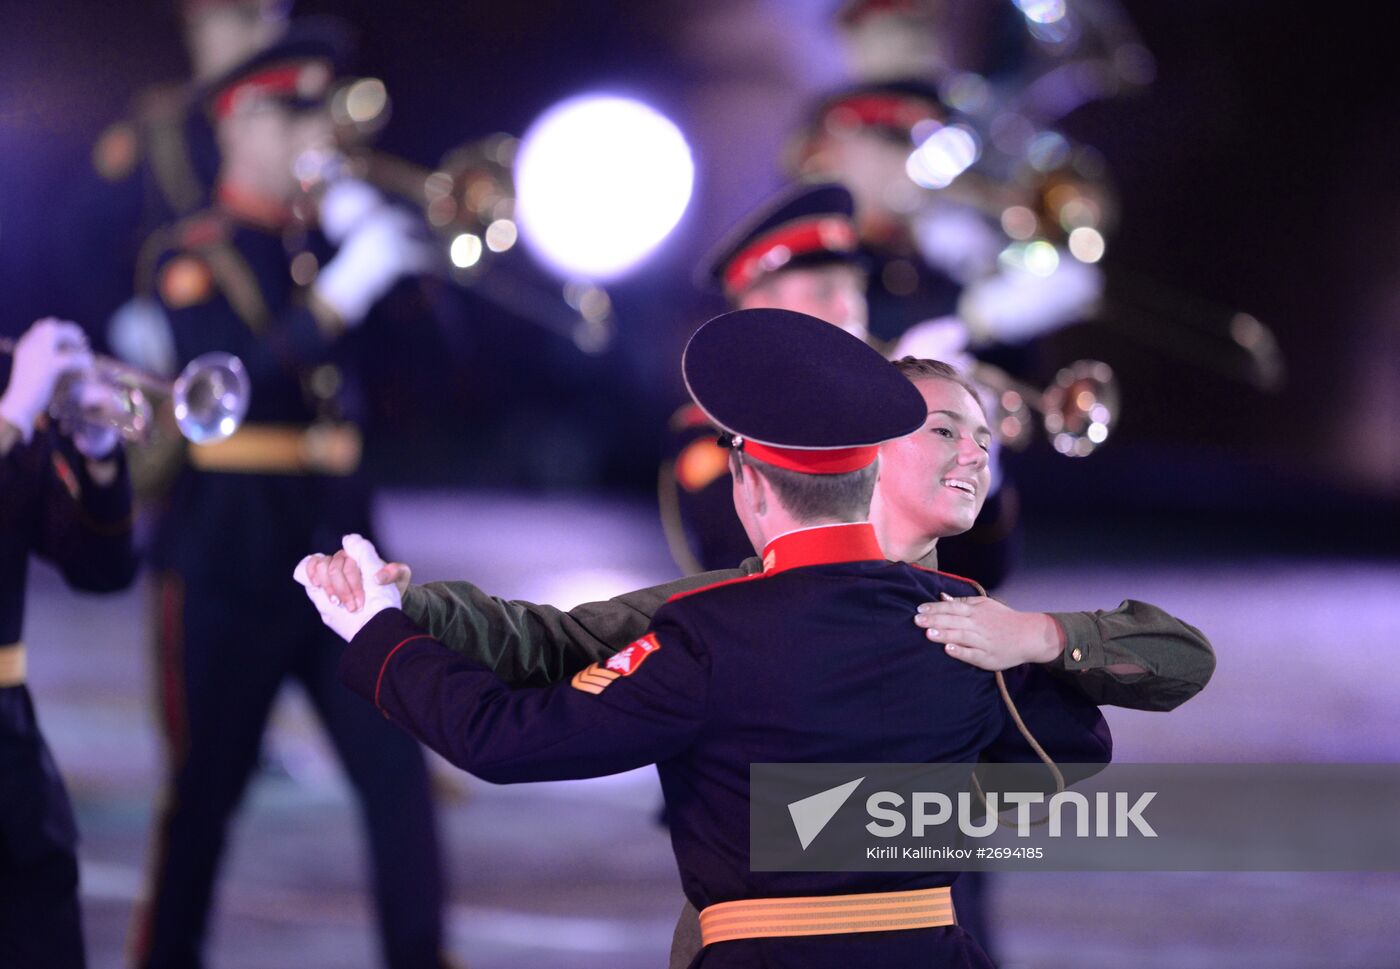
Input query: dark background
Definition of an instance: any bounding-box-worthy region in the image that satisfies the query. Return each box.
[2,0,1397,554]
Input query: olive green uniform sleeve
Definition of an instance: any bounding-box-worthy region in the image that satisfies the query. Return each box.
[400,558,759,687]
[913,547,1213,712]
[1047,600,1216,711]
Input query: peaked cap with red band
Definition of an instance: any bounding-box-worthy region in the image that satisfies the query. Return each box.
[200,17,352,118]
[800,79,949,145]
[698,182,863,297]
[681,308,924,474]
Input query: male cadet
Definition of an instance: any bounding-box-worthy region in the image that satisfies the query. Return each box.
[1,318,137,968]
[297,309,1112,967]
[662,181,1019,587]
[129,22,453,969]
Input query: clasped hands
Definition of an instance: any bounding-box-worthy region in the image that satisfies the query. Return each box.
[293,534,410,641]
[294,534,1066,669]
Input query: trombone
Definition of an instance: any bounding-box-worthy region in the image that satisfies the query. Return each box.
[308,77,616,353]
[0,340,250,446]
[972,359,1118,457]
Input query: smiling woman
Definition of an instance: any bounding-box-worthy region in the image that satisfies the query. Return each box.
[869,360,993,566]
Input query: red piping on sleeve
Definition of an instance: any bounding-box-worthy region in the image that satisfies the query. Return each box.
[374,635,434,710]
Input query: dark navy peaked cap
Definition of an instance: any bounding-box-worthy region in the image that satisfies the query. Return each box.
[202,17,354,117]
[698,182,862,297]
[682,309,925,474]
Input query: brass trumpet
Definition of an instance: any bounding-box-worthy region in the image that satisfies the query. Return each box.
[1,341,250,446]
[304,75,617,353]
[973,359,1118,457]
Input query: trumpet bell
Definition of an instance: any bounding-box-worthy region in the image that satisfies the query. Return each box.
[1042,359,1118,457]
[172,352,250,445]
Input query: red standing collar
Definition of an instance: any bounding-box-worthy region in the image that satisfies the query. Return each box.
[761,522,885,573]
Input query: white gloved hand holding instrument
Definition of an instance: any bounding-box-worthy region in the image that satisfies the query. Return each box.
[311,179,441,328]
[0,318,94,443]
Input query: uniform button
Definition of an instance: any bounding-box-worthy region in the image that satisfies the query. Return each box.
[1070,647,1084,663]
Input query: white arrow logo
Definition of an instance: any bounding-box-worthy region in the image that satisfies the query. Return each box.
[787,777,864,850]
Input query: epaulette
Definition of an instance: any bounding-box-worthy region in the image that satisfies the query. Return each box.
[908,562,986,597]
[138,211,269,329]
[665,570,771,605]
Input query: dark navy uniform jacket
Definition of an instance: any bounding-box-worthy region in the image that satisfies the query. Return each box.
[340,522,1109,965]
[146,207,378,581]
[1,419,134,968]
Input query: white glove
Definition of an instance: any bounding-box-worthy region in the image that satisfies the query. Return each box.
[317,177,386,246]
[1,318,93,442]
[889,316,975,373]
[912,203,1003,285]
[958,256,1104,345]
[294,534,402,642]
[311,206,440,327]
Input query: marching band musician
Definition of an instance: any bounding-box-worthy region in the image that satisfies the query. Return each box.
[1,318,137,968]
[661,181,1020,589]
[127,22,455,969]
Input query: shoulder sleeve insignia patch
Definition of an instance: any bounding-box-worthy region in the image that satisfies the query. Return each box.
[570,633,664,694]
[675,437,730,493]
[159,255,214,309]
[570,663,620,695]
[605,632,663,675]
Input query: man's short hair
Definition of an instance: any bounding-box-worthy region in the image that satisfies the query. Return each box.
[734,453,878,524]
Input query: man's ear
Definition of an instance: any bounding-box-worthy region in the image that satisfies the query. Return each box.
[734,455,767,517]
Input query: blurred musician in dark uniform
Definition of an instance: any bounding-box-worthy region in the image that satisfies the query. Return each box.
[1,318,136,969]
[127,23,454,969]
[54,1,291,369]
[661,181,1020,589]
[298,309,1115,968]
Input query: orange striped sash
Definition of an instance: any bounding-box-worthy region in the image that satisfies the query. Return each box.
[699,885,955,946]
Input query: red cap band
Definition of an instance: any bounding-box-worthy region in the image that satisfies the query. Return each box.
[212,61,328,118]
[722,216,858,296]
[821,93,940,135]
[744,440,879,474]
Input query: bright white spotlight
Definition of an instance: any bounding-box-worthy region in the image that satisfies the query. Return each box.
[516,94,694,281]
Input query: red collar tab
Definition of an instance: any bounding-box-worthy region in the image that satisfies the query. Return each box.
[743,439,878,474]
[212,59,332,118]
[722,215,858,296]
[822,93,940,136]
[761,523,884,573]
[216,183,293,229]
